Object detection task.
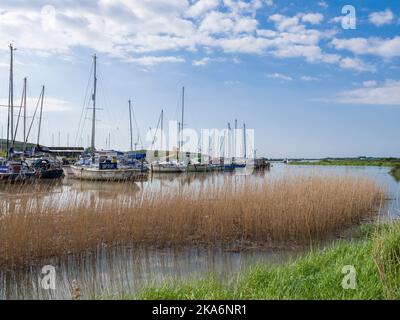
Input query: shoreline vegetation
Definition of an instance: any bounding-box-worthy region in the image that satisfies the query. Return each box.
[289,158,400,168]
[0,175,383,269]
[288,158,400,181]
[122,222,400,300]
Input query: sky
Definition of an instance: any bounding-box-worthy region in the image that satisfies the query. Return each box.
[0,0,399,158]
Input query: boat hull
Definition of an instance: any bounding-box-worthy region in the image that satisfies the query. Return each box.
[37,169,65,180]
[70,166,147,181]
[185,164,212,172]
[151,164,185,173]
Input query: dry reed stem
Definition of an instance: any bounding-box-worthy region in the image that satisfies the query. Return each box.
[0,175,384,269]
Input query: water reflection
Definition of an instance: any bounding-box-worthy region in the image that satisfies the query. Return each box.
[0,164,399,300]
[0,247,300,300]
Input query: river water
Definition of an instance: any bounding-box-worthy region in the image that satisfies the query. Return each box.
[0,164,398,300]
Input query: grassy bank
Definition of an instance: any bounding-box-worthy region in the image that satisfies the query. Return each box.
[0,175,383,269]
[132,222,400,300]
[290,158,400,167]
[390,166,400,182]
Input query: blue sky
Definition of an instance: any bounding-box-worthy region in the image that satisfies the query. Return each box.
[0,0,399,158]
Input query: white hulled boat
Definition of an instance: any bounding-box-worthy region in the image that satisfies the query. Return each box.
[151,160,185,173]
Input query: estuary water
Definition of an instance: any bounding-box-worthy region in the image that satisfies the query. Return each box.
[0,164,398,300]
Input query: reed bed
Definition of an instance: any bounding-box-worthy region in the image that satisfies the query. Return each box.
[0,175,384,268]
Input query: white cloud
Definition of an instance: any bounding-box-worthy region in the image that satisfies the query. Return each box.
[267,73,293,81]
[369,9,395,26]
[187,0,220,18]
[224,80,240,85]
[0,97,71,113]
[362,80,377,88]
[339,57,375,72]
[126,56,185,66]
[318,1,328,9]
[337,80,400,105]
[331,36,400,58]
[0,1,389,75]
[193,57,211,66]
[301,75,319,81]
[301,13,324,25]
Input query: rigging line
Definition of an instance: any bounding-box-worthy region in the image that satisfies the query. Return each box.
[75,61,93,146]
[25,89,43,144]
[130,102,143,149]
[96,71,115,148]
[151,111,162,148]
[13,79,25,142]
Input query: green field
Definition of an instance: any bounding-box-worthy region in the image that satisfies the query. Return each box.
[114,222,400,300]
[290,158,400,167]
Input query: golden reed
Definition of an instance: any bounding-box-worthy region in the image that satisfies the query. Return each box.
[0,175,384,268]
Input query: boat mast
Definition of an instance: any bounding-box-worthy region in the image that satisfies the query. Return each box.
[234,119,237,163]
[23,77,27,151]
[227,122,231,164]
[180,86,185,157]
[161,109,164,151]
[37,86,45,146]
[91,54,97,159]
[7,44,17,159]
[128,100,133,152]
[243,123,247,159]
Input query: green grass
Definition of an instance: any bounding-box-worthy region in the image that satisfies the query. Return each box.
[290,158,400,167]
[390,166,400,182]
[119,222,400,300]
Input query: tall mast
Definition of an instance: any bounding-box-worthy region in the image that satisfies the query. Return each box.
[161,109,164,151]
[128,100,133,152]
[37,86,45,146]
[234,119,237,162]
[243,123,247,159]
[227,122,231,162]
[181,86,185,151]
[23,77,27,151]
[9,44,16,149]
[91,54,97,159]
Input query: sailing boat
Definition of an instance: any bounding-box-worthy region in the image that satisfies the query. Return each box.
[0,44,36,183]
[151,88,185,173]
[25,85,64,179]
[71,55,144,181]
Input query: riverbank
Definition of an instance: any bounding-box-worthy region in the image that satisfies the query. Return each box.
[390,166,400,182]
[126,221,400,300]
[289,158,400,167]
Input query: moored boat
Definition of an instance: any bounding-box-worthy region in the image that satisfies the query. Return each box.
[151,161,185,173]
[31,158,64,179]
[0,159,36,183]
[71,152,147,181]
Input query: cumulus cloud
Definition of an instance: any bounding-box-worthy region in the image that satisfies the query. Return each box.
[0,96,71,112]
[337,80,400,105]
[339,57,376,72]
[369,9,395,26]
[126,56,185,66]
[318,1,328,9]
[331,36,400,58]
[301,13,324,25]
[301,75,319,81]
[267,73,293,81]
[0,1,388,74]
[192,57,212,66]
[187,0,220,18]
